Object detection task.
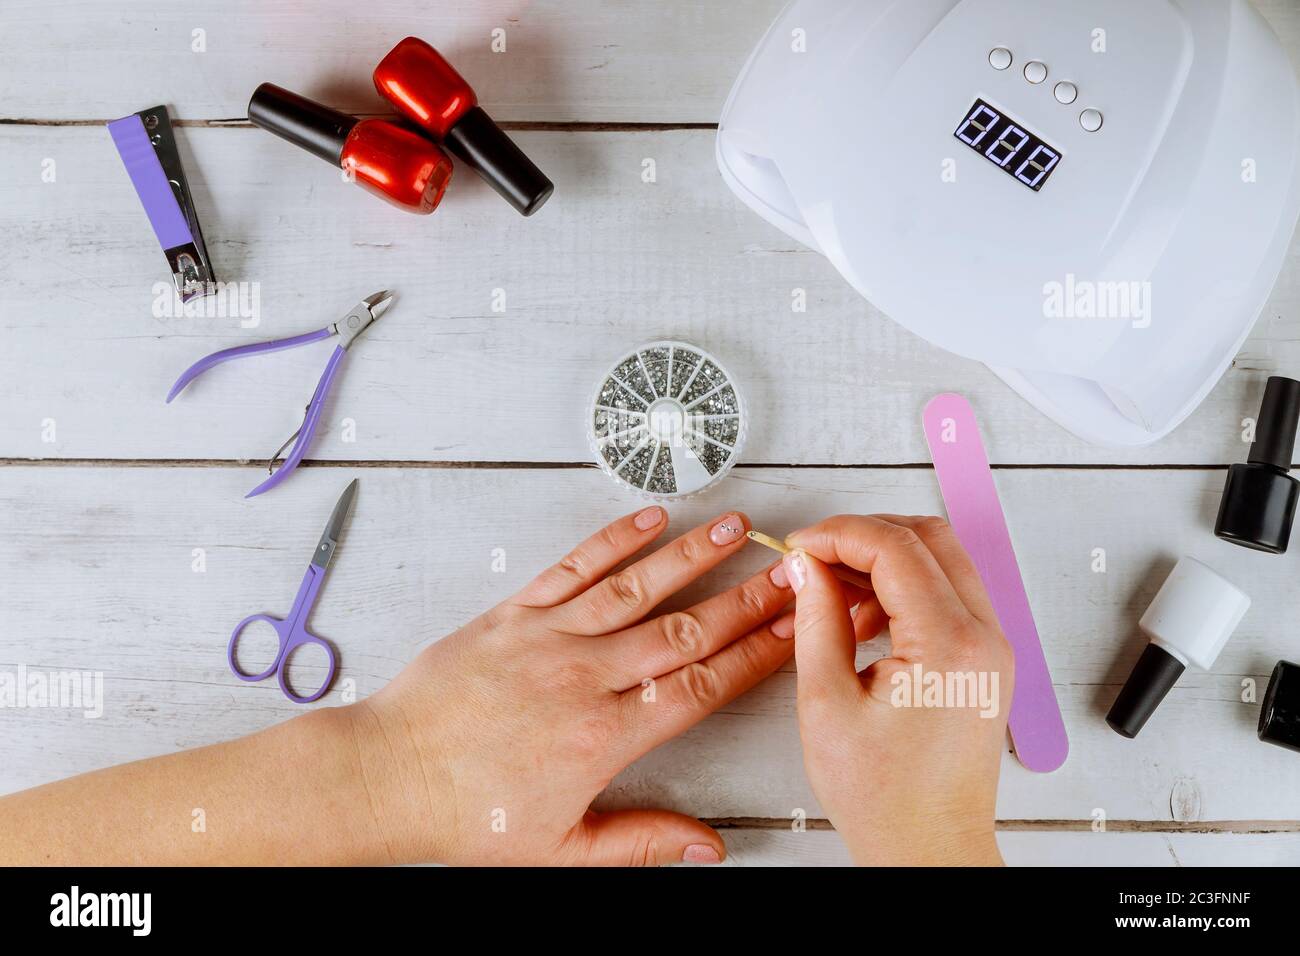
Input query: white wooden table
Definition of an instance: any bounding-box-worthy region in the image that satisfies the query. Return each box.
[4,0,1300,866]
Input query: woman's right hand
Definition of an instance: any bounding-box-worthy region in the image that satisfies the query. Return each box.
[782,515,1014,866]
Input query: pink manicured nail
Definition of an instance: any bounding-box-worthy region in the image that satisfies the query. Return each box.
[769,562,789,589]
[783,551,808,592]
[708,514,745,546]
[682,843,722,864]
[770,612,795,639]
[634,506,664,531]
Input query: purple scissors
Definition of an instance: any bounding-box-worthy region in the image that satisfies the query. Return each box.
[166,291,393,497]
[228,478,358,703]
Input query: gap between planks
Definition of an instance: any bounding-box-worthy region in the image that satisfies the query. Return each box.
[707,818,1300,834]
[0,118,717,131]
[0,458,1243,471]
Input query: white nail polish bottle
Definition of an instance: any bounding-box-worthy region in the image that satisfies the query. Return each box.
[1106,556,1251,738]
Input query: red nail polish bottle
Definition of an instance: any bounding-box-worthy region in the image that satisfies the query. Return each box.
[373,37,554,216]
[248,83,453,214]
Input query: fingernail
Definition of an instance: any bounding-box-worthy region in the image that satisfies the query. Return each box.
[634,506,664,531]
[769,562,789,589]
[682,843,722,864]
[783,551,808,593]
[708,514,745,546]
[770,612,795,639]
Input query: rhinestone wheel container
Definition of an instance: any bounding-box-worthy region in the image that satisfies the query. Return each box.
[589,341,746,499]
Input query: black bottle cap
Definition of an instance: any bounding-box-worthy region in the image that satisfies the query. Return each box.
[1106,644,1186,738]
[1215,376,1300,554]
[1214,464,1298,553]
[1248,377,1300,470]
[1259,660,1300,754]
[443,106,554,216]
[248,83,358,167]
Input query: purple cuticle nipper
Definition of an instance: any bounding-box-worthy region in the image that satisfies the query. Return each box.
[166,291,394,497]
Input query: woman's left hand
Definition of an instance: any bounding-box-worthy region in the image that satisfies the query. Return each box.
[350,506,796,866]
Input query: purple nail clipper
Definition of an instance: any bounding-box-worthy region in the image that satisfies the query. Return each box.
[166,291,394,497]
[107,105,216,302]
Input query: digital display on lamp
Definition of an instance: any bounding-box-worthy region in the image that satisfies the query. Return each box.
[954,98,1061,191]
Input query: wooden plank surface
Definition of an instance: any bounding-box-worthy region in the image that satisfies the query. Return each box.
[4,0,1297,124]
[1,124,1298,466]
[0,0,787,123]
[4,466,1299,826]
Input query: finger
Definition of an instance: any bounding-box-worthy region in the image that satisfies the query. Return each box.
[785,550,862,701]
[616,612,795,753]
[838,582,870,613]
[571,810,724,867]
[837,582,888,641]
[872,515,997,624]
[513,506,667,608]
[556,511,751,635]
[853,594,889,643]
[598,560,792,688]
[785,515,972,653]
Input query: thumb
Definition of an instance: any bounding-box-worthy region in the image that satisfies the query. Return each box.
[576,809,725,867]
[786,549,860,700]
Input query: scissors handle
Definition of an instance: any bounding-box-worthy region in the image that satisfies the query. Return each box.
[275,631,338,704]
[228,612,290,682]
[228,566,338,704]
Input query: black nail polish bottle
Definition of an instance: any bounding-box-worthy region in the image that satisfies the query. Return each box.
[1215,376,1300,554]
[1258,661,1300,754]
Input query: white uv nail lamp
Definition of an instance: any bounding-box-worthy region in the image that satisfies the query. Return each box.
[717,0,1300,445]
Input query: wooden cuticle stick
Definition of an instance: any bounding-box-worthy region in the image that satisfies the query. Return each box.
[746,530,873,591]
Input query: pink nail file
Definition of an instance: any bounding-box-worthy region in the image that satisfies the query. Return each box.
[922,393,1068,773]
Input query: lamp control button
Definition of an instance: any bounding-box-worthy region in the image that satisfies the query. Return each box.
[1080,108,1104,132]
[1054,81,1078,104]
[989,47,1013,70]
[1024,60,1048,84]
